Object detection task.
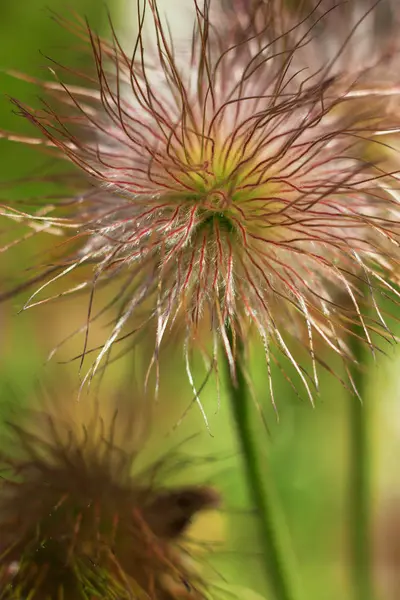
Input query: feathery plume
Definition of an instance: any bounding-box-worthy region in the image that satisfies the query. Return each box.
[2,0,400,404]
[0,392,220,599]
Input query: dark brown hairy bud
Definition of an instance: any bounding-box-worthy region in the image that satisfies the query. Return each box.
[0,396,220,599]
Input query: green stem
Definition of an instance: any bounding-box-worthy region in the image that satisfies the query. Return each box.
[348,333,374,600]
[223,329,301,600]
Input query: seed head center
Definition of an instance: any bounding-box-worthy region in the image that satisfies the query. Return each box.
[203,188,232,211]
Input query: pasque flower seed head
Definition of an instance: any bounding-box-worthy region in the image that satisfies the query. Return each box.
[0,394,220,599]
[2,0,400,405]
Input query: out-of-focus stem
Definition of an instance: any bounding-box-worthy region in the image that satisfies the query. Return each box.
[223,328,302,600]
[348,332,374,600]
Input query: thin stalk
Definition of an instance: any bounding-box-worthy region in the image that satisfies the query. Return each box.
[348,331,374,600]
[223,328,301,600]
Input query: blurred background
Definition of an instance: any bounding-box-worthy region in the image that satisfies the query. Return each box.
[1,1,400,599]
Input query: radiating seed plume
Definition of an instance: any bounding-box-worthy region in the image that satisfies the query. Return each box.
[2,0,400,406]
[0,392,221,599]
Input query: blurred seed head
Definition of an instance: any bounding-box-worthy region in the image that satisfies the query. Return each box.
[2,0,400,406]
[0,392,220,599]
